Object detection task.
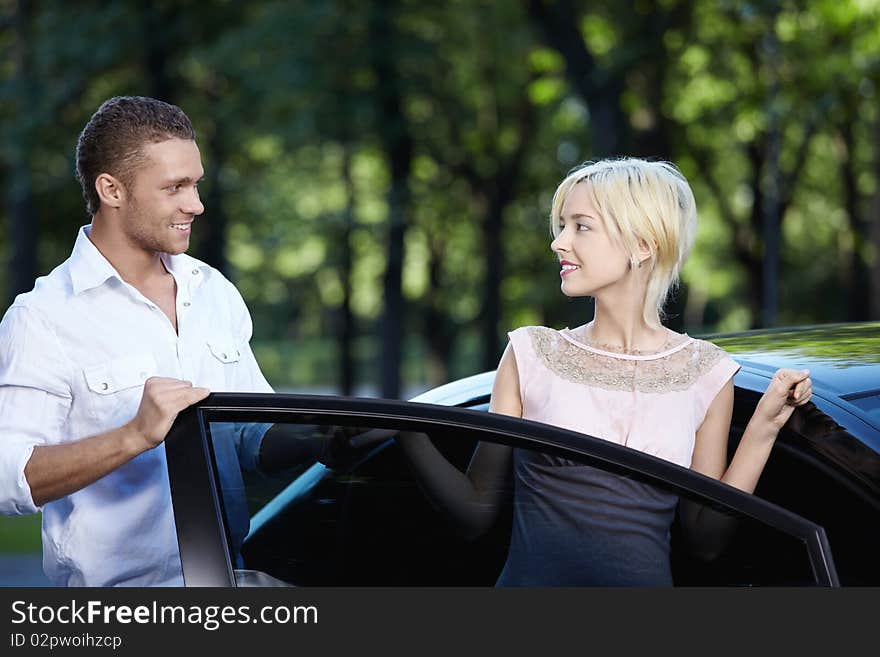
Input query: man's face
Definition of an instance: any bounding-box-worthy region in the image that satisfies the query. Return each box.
[121,138,205,256]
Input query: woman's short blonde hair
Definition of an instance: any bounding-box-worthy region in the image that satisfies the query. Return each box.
[550,157,697,329]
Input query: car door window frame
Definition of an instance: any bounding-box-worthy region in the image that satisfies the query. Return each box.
[165,392,839,587]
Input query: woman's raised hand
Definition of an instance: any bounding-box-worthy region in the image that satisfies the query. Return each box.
[753,368,813,431]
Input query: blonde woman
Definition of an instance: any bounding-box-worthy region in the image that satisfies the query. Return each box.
[398,157,812,585]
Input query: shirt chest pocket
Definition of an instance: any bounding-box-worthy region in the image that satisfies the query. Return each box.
[82,353,158,426]
[83,353,158,395]
[205,337,243,389]
[206,337,242,365]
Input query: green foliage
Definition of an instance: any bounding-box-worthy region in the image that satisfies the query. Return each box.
[2,0,879,394]
[0,514,41,553]
[711,323,880,366]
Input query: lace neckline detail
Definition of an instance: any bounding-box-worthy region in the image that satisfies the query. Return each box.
[526,326,725,393]
[558,327,693,361]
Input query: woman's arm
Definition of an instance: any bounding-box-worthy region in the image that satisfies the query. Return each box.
[395,344,522,539]
[683,368,812,558]
[691,368,812,492]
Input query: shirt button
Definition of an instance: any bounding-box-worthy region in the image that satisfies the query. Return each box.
[100,383,108,391]
[221,353,228,360]
[183,301,191,307]
[139,371,148,379]
[192,269,199,276]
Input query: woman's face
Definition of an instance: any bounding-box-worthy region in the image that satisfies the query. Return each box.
[550,181,632,298]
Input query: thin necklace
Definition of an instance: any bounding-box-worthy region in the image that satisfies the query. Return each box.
[579,327,674,355]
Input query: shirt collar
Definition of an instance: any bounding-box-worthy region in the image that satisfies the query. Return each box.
[159,250,212,283]
[68,225,120,295]
[68,224,212,295]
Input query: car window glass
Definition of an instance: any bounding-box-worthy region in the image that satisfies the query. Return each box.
[847,392,880,424]
[730,398,880,585]
[208,418,823,587]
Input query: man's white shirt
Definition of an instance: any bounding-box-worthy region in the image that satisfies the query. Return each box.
[0,225,272,586]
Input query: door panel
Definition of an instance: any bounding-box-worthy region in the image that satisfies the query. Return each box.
[729,392,880,585]
[182,406,835,586]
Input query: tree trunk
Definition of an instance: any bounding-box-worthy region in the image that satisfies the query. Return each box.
[481,191,504,371]
[839,106,870,321]
[663,282,688,332]
[871,114,880,320]
[7,167,36,304]
[760,30,781,329]
[143,2,174,102]
[630,0,692,161]
[371,1,413,399]
[526,0,628,156]
[424,241,454,386]
[200,105,228,275]
[7,0,38,305]
[747,142,767,328]
[339,147,356,395]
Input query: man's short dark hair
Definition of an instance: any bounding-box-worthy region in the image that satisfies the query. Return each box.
[75,96,195,216]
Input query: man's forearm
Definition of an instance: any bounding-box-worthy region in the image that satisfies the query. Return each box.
[24,423,148,506]
[257,423,328,473]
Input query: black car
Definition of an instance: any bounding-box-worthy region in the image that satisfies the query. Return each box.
[165,323,880,587]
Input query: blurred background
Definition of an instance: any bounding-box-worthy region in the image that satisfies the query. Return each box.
[2,0,879,583]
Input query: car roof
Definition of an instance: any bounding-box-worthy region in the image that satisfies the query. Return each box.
[701,322,880,398]
[409,371,495,406]
[411,322,880,406]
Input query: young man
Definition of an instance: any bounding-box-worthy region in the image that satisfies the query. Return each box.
[0,96,273,586]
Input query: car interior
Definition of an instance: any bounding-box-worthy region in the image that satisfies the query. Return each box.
[198,416,834,587]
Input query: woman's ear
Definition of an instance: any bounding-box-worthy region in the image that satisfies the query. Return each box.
[636,238,655,268]
[95,173,126,209]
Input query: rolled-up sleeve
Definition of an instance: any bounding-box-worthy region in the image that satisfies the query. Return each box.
[0,307,72,515]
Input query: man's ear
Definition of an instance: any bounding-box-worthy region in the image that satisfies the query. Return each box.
[95,173,126,209]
